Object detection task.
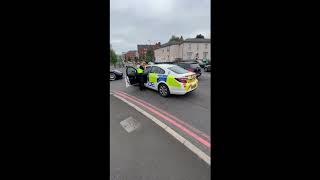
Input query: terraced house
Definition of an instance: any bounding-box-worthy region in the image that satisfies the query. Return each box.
[154,38,211,62]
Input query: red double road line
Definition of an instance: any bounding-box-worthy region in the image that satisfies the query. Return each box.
[113,90,211,149]
[115,90,211,141]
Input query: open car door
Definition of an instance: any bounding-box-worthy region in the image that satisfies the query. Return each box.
[126,66,138,86]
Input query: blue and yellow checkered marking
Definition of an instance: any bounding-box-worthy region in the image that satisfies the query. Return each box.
[157,75,167,83]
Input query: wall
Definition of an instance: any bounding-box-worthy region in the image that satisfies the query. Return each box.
[125,51,137,61]
[181,42,210,60]
[154,44,180,62]
[154,47,168,62]
[169,45,180,61]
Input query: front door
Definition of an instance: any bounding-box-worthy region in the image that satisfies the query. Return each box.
[126,66,138,85]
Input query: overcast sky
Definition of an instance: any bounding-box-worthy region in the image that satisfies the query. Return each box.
[110,0,211,54]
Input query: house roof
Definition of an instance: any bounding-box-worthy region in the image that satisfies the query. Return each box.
[137,44,159,49]
[183,38,211,43]
[137,45,149,49]
[154,41,180,49]
[154,38,211,50]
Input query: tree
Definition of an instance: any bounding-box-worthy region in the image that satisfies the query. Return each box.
[145,49,154,63]
[169,35,180,42]
[139,54,145,61]
[117,55,122,66]
[110,49,117,68]
[196,34,205,38]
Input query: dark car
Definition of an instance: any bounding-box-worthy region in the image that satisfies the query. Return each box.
[196,60,205,68]
[204,64,211,72]
[110,69,123,81]
[176,61,202,77]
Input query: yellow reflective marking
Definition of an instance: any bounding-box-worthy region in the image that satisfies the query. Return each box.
[149,73,157,83]
[166,75,181,88]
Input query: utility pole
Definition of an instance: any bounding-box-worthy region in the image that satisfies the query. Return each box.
[147,40,151,62]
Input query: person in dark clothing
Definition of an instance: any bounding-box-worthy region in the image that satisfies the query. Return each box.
[137,63,145,90]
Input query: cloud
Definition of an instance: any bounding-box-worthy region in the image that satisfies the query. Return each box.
[110,0,211,54]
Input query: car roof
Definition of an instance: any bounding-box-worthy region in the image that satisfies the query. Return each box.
[146,64,176,69]
[178,61,198,64]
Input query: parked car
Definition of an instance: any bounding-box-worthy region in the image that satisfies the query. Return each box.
[196,60,205,68]
[110,69,123,81]
[204,64,211,72]
[175,61,202,78]
[125,64,198,97]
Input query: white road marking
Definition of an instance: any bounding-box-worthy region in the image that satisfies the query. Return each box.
[125,76,131,88]
[120,116,141,133]
[112,93,211,166]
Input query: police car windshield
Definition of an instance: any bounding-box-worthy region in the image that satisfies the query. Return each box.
[168,65,189,74]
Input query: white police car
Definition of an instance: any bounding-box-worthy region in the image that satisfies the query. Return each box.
[126,64,198,97]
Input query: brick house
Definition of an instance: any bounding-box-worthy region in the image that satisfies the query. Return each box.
[137,42,161,59]
[125,50,138,61]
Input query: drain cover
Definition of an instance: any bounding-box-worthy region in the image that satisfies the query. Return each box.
[120,116,141,133]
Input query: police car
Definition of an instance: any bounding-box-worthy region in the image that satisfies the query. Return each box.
[126,64,198,97]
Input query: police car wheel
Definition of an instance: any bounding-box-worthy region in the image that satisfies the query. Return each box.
[159,84,170,97]
[110,73,116,81]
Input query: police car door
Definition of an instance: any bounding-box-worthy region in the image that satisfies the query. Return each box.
[146,66,158,90]
[125,66,138,86]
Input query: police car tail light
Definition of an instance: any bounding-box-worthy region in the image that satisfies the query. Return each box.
[175,77,188,83]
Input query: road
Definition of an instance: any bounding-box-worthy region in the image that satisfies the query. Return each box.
[110,95,210,180]
[110,66,211,156]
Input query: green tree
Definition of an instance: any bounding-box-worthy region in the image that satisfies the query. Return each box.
[139,54,145,61]
[196,34,205,38]
[110,49,117,68]
[145,49,154,63]
[169,35,180,42]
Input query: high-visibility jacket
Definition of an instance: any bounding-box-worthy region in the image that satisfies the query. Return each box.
[137,67,144,74]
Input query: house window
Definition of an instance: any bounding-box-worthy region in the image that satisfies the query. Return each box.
[197,44,199,50]
[162,49,164,53]
[203,52,208,59]
[188,44,191,51]
[187,52,193,60]
[205,44,208,49]
[167,47,170,52]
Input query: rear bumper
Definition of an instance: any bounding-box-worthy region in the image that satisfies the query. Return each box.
[170,82,198,95]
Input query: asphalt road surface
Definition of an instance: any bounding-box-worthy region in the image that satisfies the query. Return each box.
[110,95,210,180]
[110,67,211,156]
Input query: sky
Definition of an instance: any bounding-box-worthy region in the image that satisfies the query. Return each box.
[110,0,211,54]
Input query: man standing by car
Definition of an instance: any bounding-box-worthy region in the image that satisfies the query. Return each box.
[137,62,145,90]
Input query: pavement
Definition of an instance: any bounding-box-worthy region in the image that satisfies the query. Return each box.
[110,95,210,180]
[110,67,211,156]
